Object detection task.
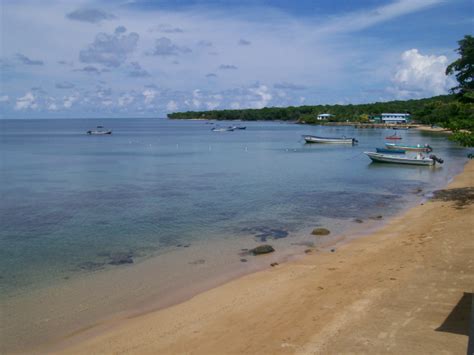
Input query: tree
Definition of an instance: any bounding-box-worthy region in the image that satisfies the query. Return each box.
[446,35,474,102]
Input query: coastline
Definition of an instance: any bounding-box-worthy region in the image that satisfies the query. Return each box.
[51,160,473,354]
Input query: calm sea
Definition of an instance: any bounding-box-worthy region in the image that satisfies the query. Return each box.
[0,118,468,298]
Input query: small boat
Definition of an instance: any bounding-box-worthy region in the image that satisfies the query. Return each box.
[87,126,112,135]
[376,147,405,154]
[385,143,432,152]
[211,127,234,132]
[385,133,402,140]
[365,152,443,166]
[302,135,358,144]
[231,126,247,130]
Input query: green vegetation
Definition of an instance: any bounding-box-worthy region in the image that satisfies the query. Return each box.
[168,36,473,147]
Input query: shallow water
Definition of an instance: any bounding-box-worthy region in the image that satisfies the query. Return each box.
[0,118,468,299]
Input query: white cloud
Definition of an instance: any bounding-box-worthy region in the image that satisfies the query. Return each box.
[249,85,272,109]
[166,100,178,111]
[118,93,135,107]
[389,49,455,98]
[15,92,37,110]
[63,94,78,108]
[0,95,10,102]
[143,89,157,105]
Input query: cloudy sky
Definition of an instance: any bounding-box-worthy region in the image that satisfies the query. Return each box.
[1,0,472,118]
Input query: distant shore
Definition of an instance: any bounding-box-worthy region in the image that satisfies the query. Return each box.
[53,160,473,354]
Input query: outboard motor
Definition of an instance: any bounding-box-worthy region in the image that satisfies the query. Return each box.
[429,154,444,164]
[425,144,433,152]
[352,138,359,144]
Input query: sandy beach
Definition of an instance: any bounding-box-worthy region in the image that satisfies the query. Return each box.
[49,160,474,354]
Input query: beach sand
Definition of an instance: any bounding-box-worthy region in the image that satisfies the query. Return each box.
[415,124,453,134]
[49,160,474,354]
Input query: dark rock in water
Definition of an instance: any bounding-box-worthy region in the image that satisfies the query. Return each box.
[183,244,190,248]
[330,248,336,253]
[304,249,313,254]
[250,245,275,255]
[109,253,134,265]
[353,219,364,224]
[176,244,182,247]
[270,262,279,267]
[78,261,105,270]
[189,259,205,265]
[432,187,474,209]
[311,228,330,236]
[369,215,383,220]
[240,258,248,262]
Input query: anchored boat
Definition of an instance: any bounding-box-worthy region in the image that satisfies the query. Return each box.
[211,127,234,132]
[385,133,402,140]
[376,147,405,154]
[302,135,358,144]
[87,126,112,135]
[385,143,432,152]
[365,152,443,166]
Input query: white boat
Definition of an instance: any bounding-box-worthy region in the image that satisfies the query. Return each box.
[365,152,443,166]
[87,126,112,135]
[211,127,234,132]
[303,135,357,144]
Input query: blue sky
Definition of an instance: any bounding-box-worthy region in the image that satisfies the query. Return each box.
[0,0,472,118]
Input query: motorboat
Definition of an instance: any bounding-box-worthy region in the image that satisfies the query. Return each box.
[365,152,443,166]
[385,143,432,152]
[302,135,358,144]
[87,126,112,135]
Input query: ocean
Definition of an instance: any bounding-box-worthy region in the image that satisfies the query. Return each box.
[0,118,469,351]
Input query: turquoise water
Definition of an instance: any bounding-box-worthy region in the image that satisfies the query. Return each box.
[0,118,468,297]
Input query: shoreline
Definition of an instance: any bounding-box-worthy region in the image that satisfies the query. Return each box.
[49,160,473,354]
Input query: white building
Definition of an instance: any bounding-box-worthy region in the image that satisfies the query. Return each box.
[317,113,333,120]
[381,113,411,123]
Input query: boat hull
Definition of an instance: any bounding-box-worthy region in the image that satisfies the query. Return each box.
[87,130,112,135]
[365,152,435,166]
[376,148,405,154]
[303,135,356,144]
[385,143,432,152]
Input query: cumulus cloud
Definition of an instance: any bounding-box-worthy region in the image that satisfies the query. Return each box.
[79,27,139,67]
[63,94,79,108]
[55,81,75,89]
[206,73,217,78]
[249,85,272,109]
[147,37,191,56]
[238,39,251,46]
[15,92,37,110]
[118,93,135,107]
[143,89,157,105]
[128,61,150,77]
[219,64,238,70]
[66,8,116,24]
[16,53,43,65]
[149,24,184,33]
[166,100,178,111]
[273,82,307,90]
[389,49,455,98]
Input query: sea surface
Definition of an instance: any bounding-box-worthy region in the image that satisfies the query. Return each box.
[0,118,469,350]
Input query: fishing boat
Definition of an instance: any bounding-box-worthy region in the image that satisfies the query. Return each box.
[365,152,443,166]
[376,147,405,154]
[87,126,112,135]
[302,135,358,144]
[385,133,402,140]
[233,126,247,130]
[385,143,432,152]
[211,126,234,132]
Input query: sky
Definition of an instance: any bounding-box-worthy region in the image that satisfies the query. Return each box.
[0,0,472,118]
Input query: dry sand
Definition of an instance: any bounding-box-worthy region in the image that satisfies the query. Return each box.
[49,161,474,354]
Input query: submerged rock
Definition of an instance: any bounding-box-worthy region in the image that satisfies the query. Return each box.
[270,262,279,267]
[240,258,248,262]
[311,228,330,236]
[78,261,105,271]
[353,218,364,224]
[108,253,134,265]
[250,245,275,255]
[189,259,205,265]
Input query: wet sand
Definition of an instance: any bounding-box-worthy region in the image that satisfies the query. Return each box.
[53,160,474,354]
